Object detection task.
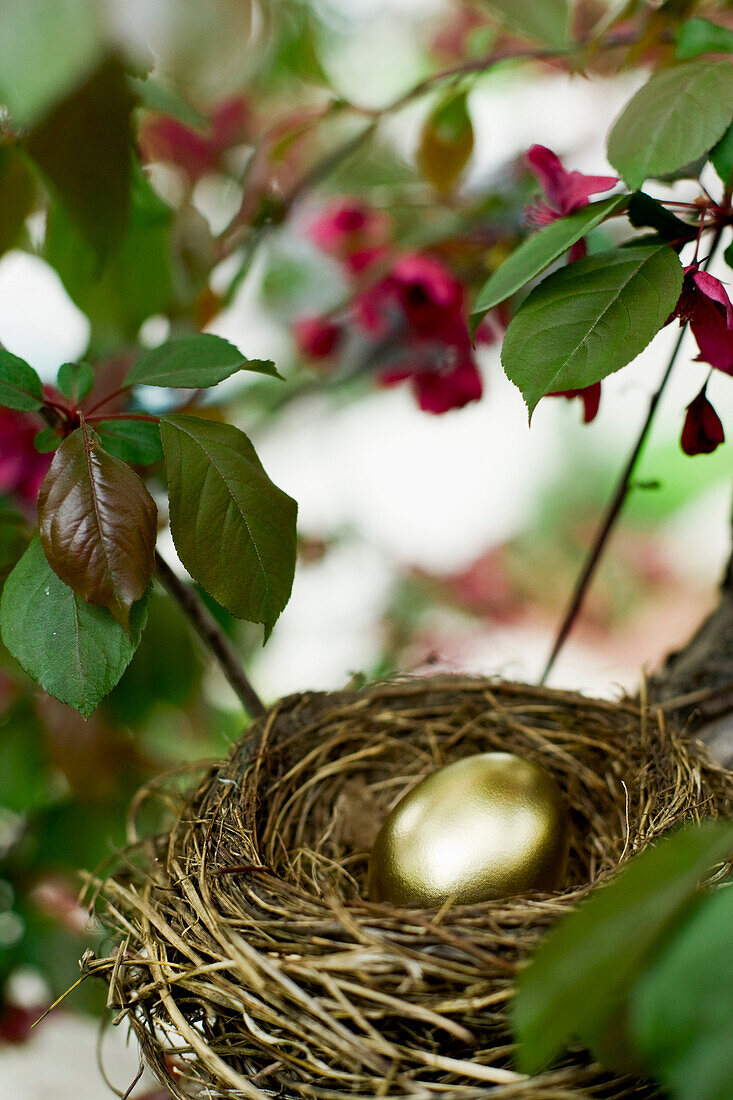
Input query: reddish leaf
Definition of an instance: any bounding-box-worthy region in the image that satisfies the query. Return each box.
[37,422,157,630]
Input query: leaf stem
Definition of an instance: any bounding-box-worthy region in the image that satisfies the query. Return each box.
[540,228,726,685]
[83,384,132,417]
[85,413,160,425]
[154,550,266,719]
[216,27,644,281]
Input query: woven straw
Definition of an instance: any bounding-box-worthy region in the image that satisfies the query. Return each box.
[86,678,733,1099]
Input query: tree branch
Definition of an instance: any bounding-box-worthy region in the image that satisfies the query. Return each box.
[154,551,266,719]
[649,489,733,764]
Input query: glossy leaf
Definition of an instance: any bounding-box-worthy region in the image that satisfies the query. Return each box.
[607,61,733,189]
[710,121,733,189]
[472,195,626,321]
[0,537,149,717]
[0,148,35,257]
[512,821,733,1074]
[26,58,135,265]
[627,191,696,242]
[0,0,103,125]
[56,361,94,404]
[632,886,733,1100]
[501,244,683,417]
[45,165,172,349]
[37,423,157,630]
[417,90,474,194]
[481,0,571,48]
[160,414,297,636]
[675,18,733,60]
[126,334,281,388]
[0,348,44,410]
[96,419,163,466]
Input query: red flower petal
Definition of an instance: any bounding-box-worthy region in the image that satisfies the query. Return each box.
[293,316,342,360]
[526,144,616,215]
[547,382,601,423]
[681,388,725,455]
[690,295,733,375]
[413,359,483,414]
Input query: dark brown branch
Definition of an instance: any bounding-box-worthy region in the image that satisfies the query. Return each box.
[649,491,733,764]
[540,325,688,684]
[154,551,266,719]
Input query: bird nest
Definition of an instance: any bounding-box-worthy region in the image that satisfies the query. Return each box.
[86,677,733,1099]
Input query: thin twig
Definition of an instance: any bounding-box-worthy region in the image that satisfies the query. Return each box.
[154,550,266,718]
[540,227,726,684]
[218,27,642,292]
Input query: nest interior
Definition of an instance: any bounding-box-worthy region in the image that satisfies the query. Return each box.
[90,678,733,1100]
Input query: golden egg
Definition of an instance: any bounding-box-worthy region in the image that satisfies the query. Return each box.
[368,752,569,907]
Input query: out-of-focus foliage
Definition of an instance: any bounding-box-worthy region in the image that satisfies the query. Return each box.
[0,9,732,1091]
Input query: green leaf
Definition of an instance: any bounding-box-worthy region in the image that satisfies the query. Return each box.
[0,698,55,813]
[627,191,696,242]
[56,361,94,403]
[128,75,207,129]
[104,591,201,725]
[96,419,163,465]
[607,60,733,190]
[710,121,733,189]
[632,886,733,1100]
[417,90,474,194]
[725,238,733,271]
[45,164,173,350]
[472,195,626,321]
[0,537,149,717]
[26,58,135,265]
[501,244,683,418]
[0,148,35,258]
[37,423,157,631]
[0,505,32,586]
[481,0,571,48]
[512,821,733,1074]
[34,428,61,454]
[676,18,733,60]
[0,0,103,125]
[0,348,44,410]
[126,334,282,388]
[160,414,297,636]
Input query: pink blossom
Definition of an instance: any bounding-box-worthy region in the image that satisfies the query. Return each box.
[379,355,482,414]
[546,382,601,423]
[681,387,725,455]
[0,408,51,510]
[526,145,618,222]
[672,265,733,375]
[139,96,250,182]
[293,316,342,361]
[358,253,466,341]
[308,200,390,262]
[358,253,482,413]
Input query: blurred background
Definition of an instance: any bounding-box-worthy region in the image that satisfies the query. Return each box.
[1,0,731,1095]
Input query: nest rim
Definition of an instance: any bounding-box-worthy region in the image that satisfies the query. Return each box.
[87,676,733,1100]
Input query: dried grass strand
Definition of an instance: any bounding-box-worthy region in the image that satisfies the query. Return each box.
[86,677,733,1099]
